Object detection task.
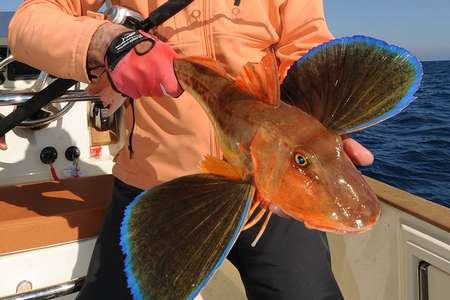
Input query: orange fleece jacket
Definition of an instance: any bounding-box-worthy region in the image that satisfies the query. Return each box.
[9,0,333,189]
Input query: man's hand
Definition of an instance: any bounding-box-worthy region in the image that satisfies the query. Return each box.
[105,30,182,99]
[0,135,6,150]
[88,23,182,99]
[342,136,374,166]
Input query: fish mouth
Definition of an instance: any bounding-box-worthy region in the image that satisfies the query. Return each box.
[275,179,382,234]
[302,206,381,234]
[271,202,380,234]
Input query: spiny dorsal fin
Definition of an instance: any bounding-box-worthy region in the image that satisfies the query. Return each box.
[235,54,280,106]
[199,155,242,180]
[280,35,423,134]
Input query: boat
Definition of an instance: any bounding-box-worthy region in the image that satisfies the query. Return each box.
[0,10,449,300]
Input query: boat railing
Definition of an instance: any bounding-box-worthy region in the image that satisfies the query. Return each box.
[0,90,99,106]
[0,277,84,300]
[0,54,99,129]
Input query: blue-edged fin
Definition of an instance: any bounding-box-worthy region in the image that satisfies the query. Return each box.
[120,174,255,300]
[280,35,423,134]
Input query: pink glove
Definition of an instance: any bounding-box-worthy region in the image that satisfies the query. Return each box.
[105,30,182,99]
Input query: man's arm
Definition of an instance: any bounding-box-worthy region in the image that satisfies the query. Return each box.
[8,0,109,83]
[275,0,334,79]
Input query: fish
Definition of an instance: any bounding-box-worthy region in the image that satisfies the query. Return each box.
[119,35,423,300]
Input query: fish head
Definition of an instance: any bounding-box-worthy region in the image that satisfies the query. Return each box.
[250,123,380,234]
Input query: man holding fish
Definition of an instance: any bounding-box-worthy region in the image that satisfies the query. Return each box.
[4,0,415,299]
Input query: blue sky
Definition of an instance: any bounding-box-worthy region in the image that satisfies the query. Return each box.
[325,0,450,61]
[1,0,449,60]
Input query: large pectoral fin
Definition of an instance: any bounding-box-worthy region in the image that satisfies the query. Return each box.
[120,174,254,300]
[281,35,423,134]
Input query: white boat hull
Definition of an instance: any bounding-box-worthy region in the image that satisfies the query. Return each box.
[329,200,450,300]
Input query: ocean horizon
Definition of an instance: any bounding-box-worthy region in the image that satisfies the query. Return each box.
[422,59,450,63]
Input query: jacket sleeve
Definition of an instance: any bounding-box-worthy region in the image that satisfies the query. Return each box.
[8,0,107,83]
[276,0,334,79]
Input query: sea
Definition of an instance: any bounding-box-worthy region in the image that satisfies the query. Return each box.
[353,60,450,208]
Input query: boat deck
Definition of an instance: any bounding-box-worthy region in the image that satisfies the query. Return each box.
[0,175,112,254]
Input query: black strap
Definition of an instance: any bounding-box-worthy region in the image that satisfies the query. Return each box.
[128,98,136,159]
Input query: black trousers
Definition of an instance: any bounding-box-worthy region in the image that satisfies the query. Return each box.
[77,178,343,300]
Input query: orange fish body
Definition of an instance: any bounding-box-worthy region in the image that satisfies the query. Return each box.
[174,56,380,234]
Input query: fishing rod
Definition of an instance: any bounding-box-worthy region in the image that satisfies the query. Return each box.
[0,0,194,137]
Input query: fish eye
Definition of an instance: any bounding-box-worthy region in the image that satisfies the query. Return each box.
[293,152,309,168]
